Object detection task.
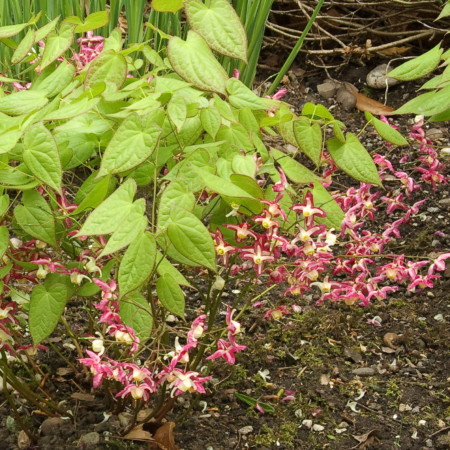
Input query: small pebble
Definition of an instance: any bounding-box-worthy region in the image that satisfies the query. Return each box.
[352,367,375,376]
[239,426,253,435]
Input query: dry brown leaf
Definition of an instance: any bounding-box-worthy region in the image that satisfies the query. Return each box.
[354,92,394,116]
[377,46,410,56]
[123,424,155,442]
[56,367,74,376]
[70,392,95,402]
[153,422,178,450]
[351,429,381,449]
[383,332,399,349]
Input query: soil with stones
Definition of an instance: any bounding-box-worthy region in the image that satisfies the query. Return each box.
[1,60,450,450]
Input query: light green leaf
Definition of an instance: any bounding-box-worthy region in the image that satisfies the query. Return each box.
[200,106,221,138]
[34,17,59,43]
[39,23,76,71]
[394,85,450,116]
[293,120,322,166]
[185,0,247,62]
[167,96,187,132]
[74,175,113,213]
[14,190,56,246]
[0,23,28,38]
[226,78,266,109]
[0,129,22,154]
[98,113,161,176]
[168,31,229,95]
[271,148,319,184]
[29,275,73,343]
[0,195,9,218]
[301,103,334,121]
[77,178,137,236]
[364,112,408,146]
[306,182,344,230]
[119,232,156,297]
[157,180,195,230]
[23,123,62,192]
[232,154,257,177]
[64,11,109,33]
[34,61,76,97]
[152,0,184,12]
[327,133,382,186]
[99,201,147,257]
[437,1,450,20]
[11,29,35,64]
[167,208,216,271]
[0,90,48,116]
[85,50,127,91]
[43,97,100,121]
[387,44,442,81]
[120,292,153,342]
[155,251,191,287]
[0,226,9,259]
[156,274,185,317]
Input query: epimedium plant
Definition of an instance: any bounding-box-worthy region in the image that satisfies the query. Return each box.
[0,6,448,441]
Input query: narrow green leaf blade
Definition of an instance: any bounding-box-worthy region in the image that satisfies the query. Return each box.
[364,112,408,146]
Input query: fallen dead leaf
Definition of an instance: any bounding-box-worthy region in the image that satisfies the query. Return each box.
[351,429,381,449]
[70,392,95,402]
[320,374,331,385]
[377,46,410,56]
[354,92,394,115]
[56,367,74,376]
[383,332,399,349]
[123,424,155,442]
[153,422,178,450]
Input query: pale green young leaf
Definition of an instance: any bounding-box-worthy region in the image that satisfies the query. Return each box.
[156,274,185,317]
[77,178,137,236]
[232,154,257,177]
[0,195,9,218]
[168,31,228,95]
[85,50,127,91]
[65,11,109,33]
[11,29,35,64]
[120,292,153,342]
[200,106,222,138]
[327,133,382,186]
[0,226,9,259]
[33,61,76,97]
[0,129,22,154]
[29,275,73,343]
[301,103,334,121]
[387,44,442,81]
[167,208,216,272]
[293,120,322,166]
[394,85,450,116]
[364,112,408,146]
[226,78,266,110]
[185,0,247,62]
[34,17,59,43]
[74,175,113,213]
[14,190,56,246]
[39,23,76,71]
[0,23,28,38]
[43,97,100,121]
[167,96,187,132]
[119,232,157,297]
[155,251,191,287]
[23,123,62,193]
[152,0,184,12]
[157,181,195,230]
[271,148,319,184]
[437,2,450,21]
[98,114,161,176]
[0,90,48,116]
[99,201,147,257]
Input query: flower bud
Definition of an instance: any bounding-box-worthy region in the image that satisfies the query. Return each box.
[212,275,225,291]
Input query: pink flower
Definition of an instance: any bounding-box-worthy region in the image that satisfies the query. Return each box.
[240,243,275,276]
[291,192,326,227]
[206,333,246,365]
